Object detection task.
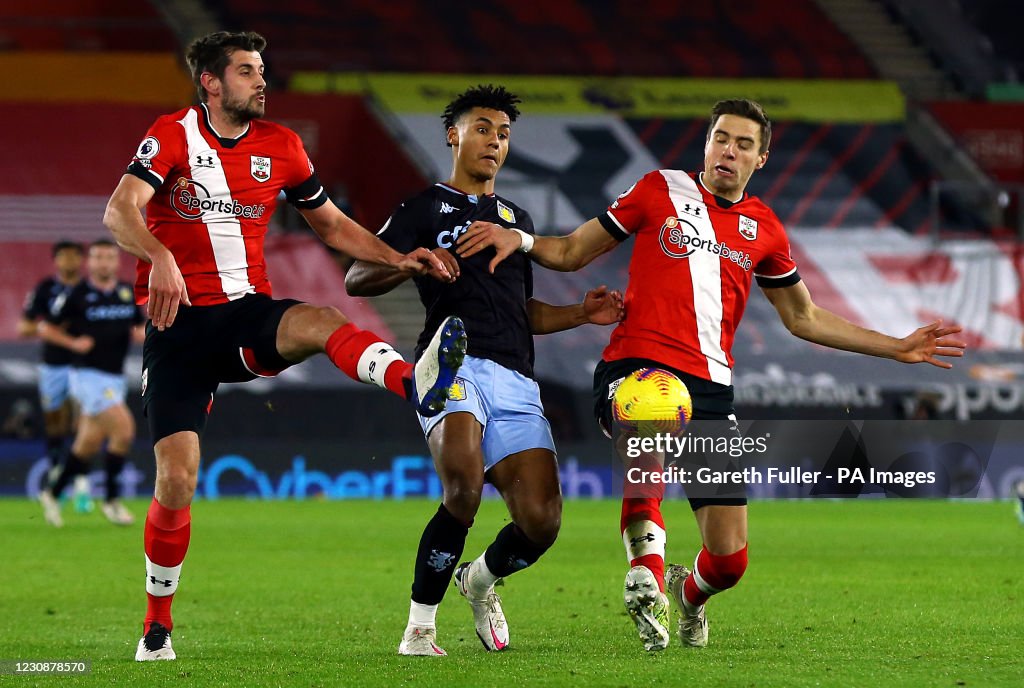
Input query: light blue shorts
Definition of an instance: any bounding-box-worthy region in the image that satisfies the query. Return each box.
[418,355,556,471]
[38,364,72,412]
[69,368,126,417]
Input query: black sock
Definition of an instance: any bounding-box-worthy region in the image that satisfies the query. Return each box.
[105,451,126,501]
[411,504,469,605]
[49,451,89,497]
[44,435,66,468]
[484,523,550,577]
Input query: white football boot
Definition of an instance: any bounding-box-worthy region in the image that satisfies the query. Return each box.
[454,561,509,651]
[398,626,447,656]
[623,565,670,651]
[39,489,64,528]
[135,622,175,661]
[666,564,709,647]
[101,500,135,526]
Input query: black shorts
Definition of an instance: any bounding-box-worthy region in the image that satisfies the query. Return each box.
[141,294,301,443]
[593,357,747,510]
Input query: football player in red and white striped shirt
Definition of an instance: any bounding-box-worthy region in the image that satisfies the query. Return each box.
[456,99,966,651]
[103,31,468,662]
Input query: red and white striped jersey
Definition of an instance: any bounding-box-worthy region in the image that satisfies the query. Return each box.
[126,104,327,306]
[598,170,799,386]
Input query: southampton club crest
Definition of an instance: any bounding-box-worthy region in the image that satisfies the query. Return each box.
[250,155,271,183]
[738,215,758,241]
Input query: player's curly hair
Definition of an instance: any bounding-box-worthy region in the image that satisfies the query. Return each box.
[185,31,267,103]
[442,85,521,146]
[708,99,772,154]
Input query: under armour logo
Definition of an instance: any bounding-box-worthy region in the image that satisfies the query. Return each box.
[630,533,657,545]
[681,203,702,217]
[196,155,214,166]
[149,575,174,588]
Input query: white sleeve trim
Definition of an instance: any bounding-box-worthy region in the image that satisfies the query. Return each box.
[753,266,797,279]
[606,210,628,234]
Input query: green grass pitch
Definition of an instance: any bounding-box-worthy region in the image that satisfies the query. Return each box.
[1,498,1020,687]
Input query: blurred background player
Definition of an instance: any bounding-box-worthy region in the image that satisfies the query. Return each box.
[456,98,967,651]
[1015,480,1024,525]
[347,85,624,656]
[103,31,467,662]
[37,239,144,527]
[17,240,93,512]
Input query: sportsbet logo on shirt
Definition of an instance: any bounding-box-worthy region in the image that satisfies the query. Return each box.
[658,216,753,270]
[170,177,267,221]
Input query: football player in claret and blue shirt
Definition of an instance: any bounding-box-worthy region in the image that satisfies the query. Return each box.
[37,239,145,528]
[18,241,83,472]
[347,85,624,656]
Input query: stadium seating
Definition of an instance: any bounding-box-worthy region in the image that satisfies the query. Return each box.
[629,118,934,231]
[213,0,875,78]
[0,0,176,51]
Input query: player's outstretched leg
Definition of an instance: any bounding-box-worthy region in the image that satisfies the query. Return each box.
[321,315,466,418]
[412,316,467,417]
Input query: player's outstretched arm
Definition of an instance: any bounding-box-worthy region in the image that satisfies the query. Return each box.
[763,281,967,368]
[456,218,619,273]
[300,201,452,285]
[104,175,190,331]
[527,286,624,335]
[347,247,460,297]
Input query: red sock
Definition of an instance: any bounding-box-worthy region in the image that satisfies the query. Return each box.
[621,456,667,591]
[144,499,191,632]
[324,323,411,398]
[683,544,748,608]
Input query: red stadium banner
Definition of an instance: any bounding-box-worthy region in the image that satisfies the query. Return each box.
[928,102,1024,183]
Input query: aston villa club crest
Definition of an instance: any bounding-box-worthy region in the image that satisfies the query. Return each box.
[250,155,271,182]
[448,378,468,401]
[738,215,758,241]
[496,200,516,223]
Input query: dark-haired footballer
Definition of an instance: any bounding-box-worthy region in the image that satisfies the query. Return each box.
[456,98,967,653]
[104,30,468,662]
[347,85,624,656]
